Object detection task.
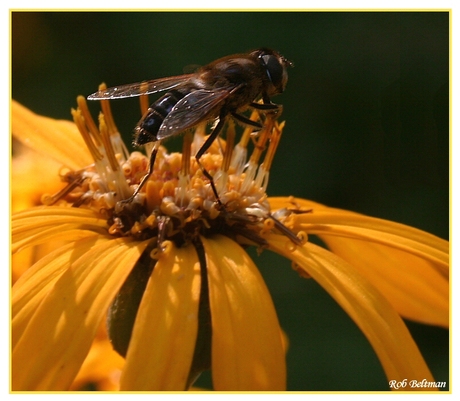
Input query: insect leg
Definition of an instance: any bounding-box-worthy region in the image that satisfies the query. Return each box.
[156,215,171,251]
[249,102,280,111]
[269,213,302,246]
[195,114,227,205]
[119,142,160,204]
[230,112,263,129]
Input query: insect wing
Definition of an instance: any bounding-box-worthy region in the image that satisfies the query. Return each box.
[156,88,231,139]
[87,74,194,100]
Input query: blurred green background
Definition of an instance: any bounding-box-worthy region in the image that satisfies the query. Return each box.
[11,11,449,391]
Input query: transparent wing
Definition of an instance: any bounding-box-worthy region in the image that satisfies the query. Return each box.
[87,74,194,100]
[157,88,232,140]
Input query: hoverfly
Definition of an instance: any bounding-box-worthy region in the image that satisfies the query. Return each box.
[87,48,292,204]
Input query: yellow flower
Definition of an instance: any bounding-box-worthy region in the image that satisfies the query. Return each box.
[11,107,126,391]
[11,93,448,392]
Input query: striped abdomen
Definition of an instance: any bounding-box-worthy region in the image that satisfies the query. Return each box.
[133,89,185,146]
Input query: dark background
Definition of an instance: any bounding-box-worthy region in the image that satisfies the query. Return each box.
[11,11,449,391]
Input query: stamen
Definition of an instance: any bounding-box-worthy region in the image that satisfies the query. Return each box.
[176,132,192,206]
[71,108,103,161]
[161,196,180,215]
[150,247,161,259]
[145,180,163,212]
[240,117,273,194]
[99,114,120,172]
[77,96,102,146]
[191,123,207,156]
[254,166,269,192]
[296,231,308,244]
[181,132,192,176]
[229,144,247,176]
[215,120,235,194]
[285,239,297,253]
[230,110,259,175]
[98,114,133,200]
[239,162,255,194]
[261,120,283,173]
[162,181,176,198]
[41,175,85,205]
[238,109,260,149]
[263,218,276,230]
[139,81,150,116]
[83,87,130,161]
[98,83,119,136]
[249,115,273,165]
[67,90,302,248]
[158,240,173,257]
[222,120,235,173]
[254,119,282,190]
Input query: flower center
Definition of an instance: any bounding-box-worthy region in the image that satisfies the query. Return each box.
[44,88,301,248]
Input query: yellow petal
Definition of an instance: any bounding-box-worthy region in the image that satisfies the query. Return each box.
[268,196,449,326]
[298,217,447,274]
[12,246,35,283]
[120,241,201,390]
[268,196,330,213]
[12,141,66,212]
[12,237,151,390]
[12,100,92,170]
[12,236,112,349]
[12,205,107,226]
[321,235,448,327]
[202,235,286,391]
[12,207,107,253]
[269,197,448,271]
[70,328,125,391]
[266,234,437,390]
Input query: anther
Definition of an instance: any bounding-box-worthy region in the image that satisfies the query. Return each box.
[41,176,85,205]
[71,108,103,161]
[139,82,150,115]
[99,114,119,172]
[98,83,119,136]
[77,95,102,146]
[261,120,283,173]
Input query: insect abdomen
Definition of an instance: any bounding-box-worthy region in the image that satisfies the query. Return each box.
[134,89,185,146]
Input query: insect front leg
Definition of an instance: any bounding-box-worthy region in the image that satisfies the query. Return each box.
[250,101,283,119]
[249,101,279,111]
[230,112,263,130]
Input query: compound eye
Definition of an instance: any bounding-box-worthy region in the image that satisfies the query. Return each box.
[261,54,286,93]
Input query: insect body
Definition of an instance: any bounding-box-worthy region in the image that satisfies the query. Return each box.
[87,48,292,203]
